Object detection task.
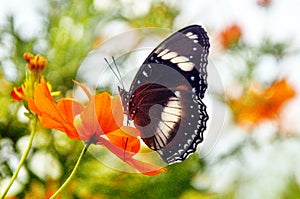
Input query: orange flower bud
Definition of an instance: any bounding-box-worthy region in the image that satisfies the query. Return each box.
[11,84,26,101]
[24,53,47,75]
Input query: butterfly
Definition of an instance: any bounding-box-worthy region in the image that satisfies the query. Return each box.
[118,25,210,164]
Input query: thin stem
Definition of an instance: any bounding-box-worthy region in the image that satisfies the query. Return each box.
[0,115,38,199]
[50,143,90,199]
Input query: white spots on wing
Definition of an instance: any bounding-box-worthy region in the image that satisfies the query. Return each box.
[186,32,199,44]
[161,51,178,60]
[156,37,198,72]
[174,91,181,97]
[137,80,141,84]
[171,56,189,63]
[190,76,195,81]
[184,143,189,150]
[157,49,169,57]
[155,39,200,73]
[142,70,148,77]
[187,138,193,146]
[188,34,198,39]
[191,134,197,140]
[186,32,193,37]
[164,55,195,71]
[178,62,195,71]
[178,149,185,154]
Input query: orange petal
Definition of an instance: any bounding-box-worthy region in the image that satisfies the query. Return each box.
[28,98,43,115]
[119,126,140,137]
[79,97,101,138]
[108,126,140,137]
[73,80,92,99]
[28,82,83,139]
[111,96,125,127]
[98,137,166,176]
[94,92,120,133]
[32,83,62,118]
[106,128,140,153]
[74,114,96,141]
[125,158,167,176]
[56,99,84,139]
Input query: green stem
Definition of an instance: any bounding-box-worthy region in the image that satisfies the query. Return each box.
[0,115,38,199]
[50,143,90,199]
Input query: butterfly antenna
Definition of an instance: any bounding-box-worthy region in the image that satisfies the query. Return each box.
[104,57,124,88]
[112,56,125,89]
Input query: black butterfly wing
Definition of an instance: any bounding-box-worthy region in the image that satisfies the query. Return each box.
[126,25,210,164]
[137,24,209,99]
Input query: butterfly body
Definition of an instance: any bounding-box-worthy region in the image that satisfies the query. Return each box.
[119,25,210,164]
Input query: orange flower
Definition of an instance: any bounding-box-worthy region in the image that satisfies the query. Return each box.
[28,81,166,176]
[229,79,296,126]
[219,24,242,49]
[11,53,49,101]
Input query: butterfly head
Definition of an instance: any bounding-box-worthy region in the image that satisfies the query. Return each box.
[118,86,129,115]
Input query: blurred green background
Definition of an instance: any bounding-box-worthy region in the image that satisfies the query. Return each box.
[1,0,300,198]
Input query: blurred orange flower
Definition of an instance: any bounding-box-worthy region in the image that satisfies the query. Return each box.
[28,81,166,176]
[229,79,296,126]
[219,24,242,49]
[257,0,271,7]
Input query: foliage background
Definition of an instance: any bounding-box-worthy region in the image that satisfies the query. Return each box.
[1,0,300,198]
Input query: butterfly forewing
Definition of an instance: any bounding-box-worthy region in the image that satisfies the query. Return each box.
[122,25,210,164]
[140,25,209,99]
